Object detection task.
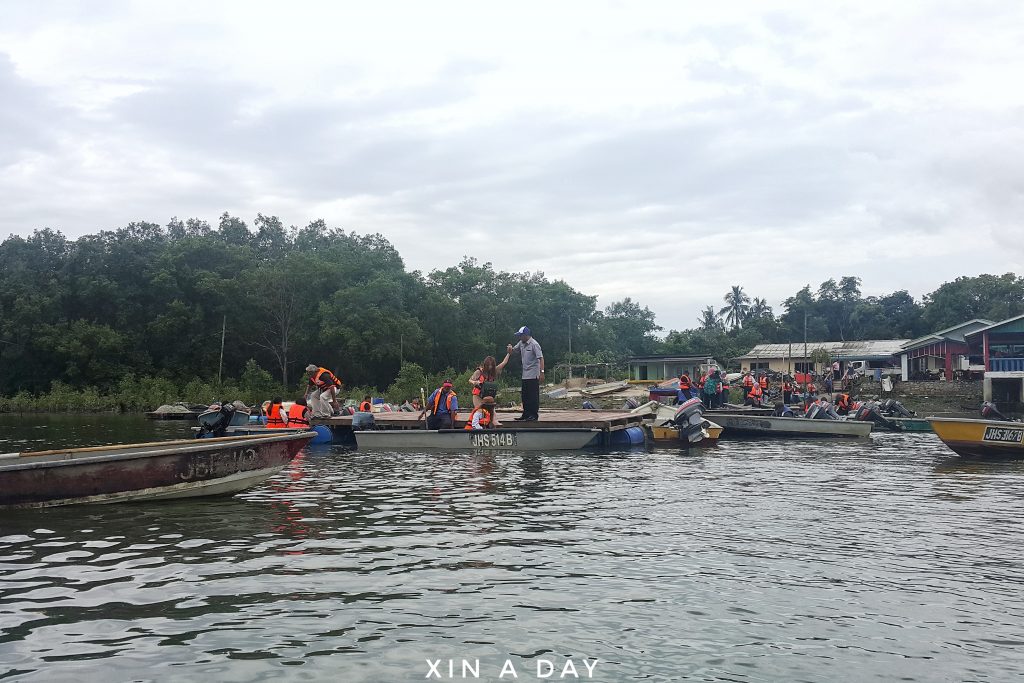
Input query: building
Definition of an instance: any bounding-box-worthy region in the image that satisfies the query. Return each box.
[735,340,908,375]
[965,315,1024,403]
[897,319,993,381]
[627,355,719,383]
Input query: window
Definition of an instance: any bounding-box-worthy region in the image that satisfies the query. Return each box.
[750,362,770,371]
[794,362,814,373]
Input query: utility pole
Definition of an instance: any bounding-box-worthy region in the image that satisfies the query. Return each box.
[803,311,809,404]
[218,315,226,385]
[567,316,572,380]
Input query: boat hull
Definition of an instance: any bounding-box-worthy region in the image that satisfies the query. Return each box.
[891,417,932,432]
[355,428,601,451]
[648,422,722,447]
[929,417,1024,458]
[713,414,873,438]
[0,433,313,509]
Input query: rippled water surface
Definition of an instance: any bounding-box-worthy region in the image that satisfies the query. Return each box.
[2,416,1024,681]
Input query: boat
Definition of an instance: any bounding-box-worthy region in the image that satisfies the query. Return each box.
[929,417,1024,458]
[0,432,314,509]
[648,421,723,447]
[354,428,601,451]
[890,417,933,432]
[712,413,873,438]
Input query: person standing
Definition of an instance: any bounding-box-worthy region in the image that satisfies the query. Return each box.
[507,325,544,421]
[469,352,511,409]
[832,360,840,381]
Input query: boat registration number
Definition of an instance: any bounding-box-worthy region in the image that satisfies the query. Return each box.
[469,432,518,448]
[983,427,1024,444]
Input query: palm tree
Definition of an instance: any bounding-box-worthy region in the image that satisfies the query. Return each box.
[719,285,751,330]
[749,297,773,320]
[698,306,722,331]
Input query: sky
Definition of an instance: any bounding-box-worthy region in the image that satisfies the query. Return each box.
[1,1,1023,331]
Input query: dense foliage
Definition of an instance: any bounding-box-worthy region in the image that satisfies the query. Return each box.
[1,215,1021,409]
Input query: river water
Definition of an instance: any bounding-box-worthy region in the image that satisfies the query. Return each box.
[1,415,1023,682]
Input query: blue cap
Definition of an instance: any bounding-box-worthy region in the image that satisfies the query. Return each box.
[515,326,531,336]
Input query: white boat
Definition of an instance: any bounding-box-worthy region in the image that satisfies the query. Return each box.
[0,432,314,509]
[712,413,873,438]
[354,428,601,451]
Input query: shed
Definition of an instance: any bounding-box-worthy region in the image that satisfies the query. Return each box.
[627,355,718,383]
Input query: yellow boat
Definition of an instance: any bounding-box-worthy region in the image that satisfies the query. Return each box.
[648,421,723,447]
[929,417,1024,458]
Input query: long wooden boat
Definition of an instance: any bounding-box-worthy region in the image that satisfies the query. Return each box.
[712,413,873,438]
[0,432,314,509]
[929,417,1024,458]
[355,428,601,451]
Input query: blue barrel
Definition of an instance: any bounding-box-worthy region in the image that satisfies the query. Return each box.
[310,425,333,445]
[610,426,645,446]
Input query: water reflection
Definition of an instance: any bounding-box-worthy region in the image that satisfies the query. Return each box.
[2,419,1024,681]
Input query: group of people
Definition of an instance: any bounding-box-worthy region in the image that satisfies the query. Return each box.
[417,325,543,430]
[674,367,727,409]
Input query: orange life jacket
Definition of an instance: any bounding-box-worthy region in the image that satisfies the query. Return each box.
[783,381,793,392]
[837,394,851,410]
[696,374,705,388]
[463,407,492,430]
[748,383,763,399]
[311,367,340,389]
[759,376,768,389]
[266,403,287,428]
[679,374,691,389]
[807,383,817,394]
[432,389,457,416]
[743,375,754,387]
[287,403,310,427]
[472,368,495,396]
[359,401,372,412]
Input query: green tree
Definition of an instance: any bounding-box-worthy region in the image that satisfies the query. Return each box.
[719,285,750,330]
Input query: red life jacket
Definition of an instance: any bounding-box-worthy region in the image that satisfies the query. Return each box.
[287,403,310,427]
[266,403,287,428]
[743,375,754,388]
[759,376,768,389]
[463,407,492,430]
[359,401,372,412]
[837,394,851,410]
[783,381,793,392]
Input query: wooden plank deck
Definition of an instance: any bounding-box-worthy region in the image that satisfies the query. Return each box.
[313,409,644,432]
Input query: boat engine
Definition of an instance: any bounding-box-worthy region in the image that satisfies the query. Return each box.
[981,401,1012,422]
[880,399,915,417]
[670,397,709,443]
[351,411,375,430]
[196,399,237,438]
[854,401,901,432]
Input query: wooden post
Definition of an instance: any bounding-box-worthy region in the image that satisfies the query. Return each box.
[217,315,226,385]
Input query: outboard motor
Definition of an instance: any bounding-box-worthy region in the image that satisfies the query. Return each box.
[855,400,901,432]
[196,399,237,438]
[880,399,916,418]
[622,397,640,410]
[981,401,1012,422]
[669,397,708,443]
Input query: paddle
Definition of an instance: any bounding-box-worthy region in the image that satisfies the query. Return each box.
[420,387,428,430]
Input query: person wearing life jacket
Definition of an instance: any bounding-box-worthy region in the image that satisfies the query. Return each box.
[745,381,764,406]
[742,372,754,398]
[422,379,459,429]
[286,397,311,428]
[835,393,853,415]
[305,364,342,415]
[266,397,288,428]
[676,374,697,403]
[782,376,794,404]
[358,395,373,412]
[464,396,496,430]
[470,352,511,409]
[758,373,768,392]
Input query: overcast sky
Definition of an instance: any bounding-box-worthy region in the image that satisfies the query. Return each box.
[2,1,1022,331]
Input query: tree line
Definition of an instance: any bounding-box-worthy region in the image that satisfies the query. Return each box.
[1,214,1021,405]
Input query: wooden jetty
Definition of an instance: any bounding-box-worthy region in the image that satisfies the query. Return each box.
[313,409,646,447]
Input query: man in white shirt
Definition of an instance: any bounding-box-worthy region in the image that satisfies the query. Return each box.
[507,325,544,421]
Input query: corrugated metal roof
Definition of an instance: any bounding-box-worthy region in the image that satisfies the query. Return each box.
[737,339,908,360]
[965,314,1024,339]
[902,319,994,350]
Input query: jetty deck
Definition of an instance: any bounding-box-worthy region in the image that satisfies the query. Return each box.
[314,409,644,433]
